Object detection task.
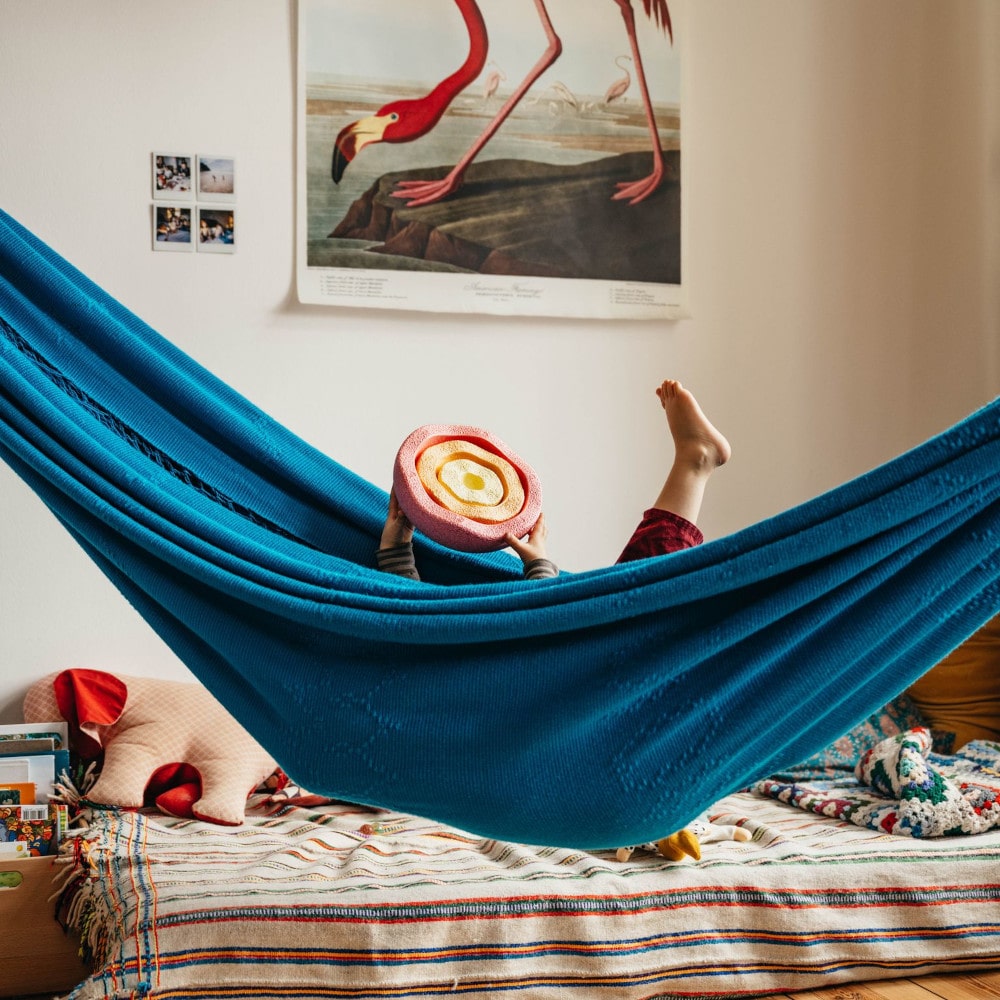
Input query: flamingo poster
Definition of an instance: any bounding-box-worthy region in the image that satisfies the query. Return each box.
[296,0,686,319]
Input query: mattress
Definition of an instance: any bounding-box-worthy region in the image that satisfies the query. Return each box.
[58,788,1000,999]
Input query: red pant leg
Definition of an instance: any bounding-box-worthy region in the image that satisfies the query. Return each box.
[616,507,704,564]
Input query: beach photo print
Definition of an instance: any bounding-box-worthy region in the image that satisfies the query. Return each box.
[197,156,236,202]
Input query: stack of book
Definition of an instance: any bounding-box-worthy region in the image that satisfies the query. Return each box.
[0,722,70,857]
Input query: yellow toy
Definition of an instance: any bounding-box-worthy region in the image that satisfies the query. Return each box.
[616,820,751,863]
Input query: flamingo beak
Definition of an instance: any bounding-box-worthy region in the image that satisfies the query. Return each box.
[331,113,397,184]
[331,129,355,184]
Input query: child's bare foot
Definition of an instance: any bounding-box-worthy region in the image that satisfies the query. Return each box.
[656,379,731,471]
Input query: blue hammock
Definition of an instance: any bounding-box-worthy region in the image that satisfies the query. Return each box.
[1,208,998,848]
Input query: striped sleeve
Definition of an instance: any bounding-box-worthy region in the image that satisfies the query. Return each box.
[378,547,556,582]
[523,558,558,580]
[376,543,420,580]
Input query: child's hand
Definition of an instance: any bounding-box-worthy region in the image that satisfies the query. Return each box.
[505,512,548,565]
[380,488,414,549]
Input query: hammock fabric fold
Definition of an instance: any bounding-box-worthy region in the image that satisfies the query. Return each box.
[1,207,998,848]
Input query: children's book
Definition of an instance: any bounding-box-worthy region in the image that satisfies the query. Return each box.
[0,783,36,805]
[0,748,70,804]
[0,737,56,755]
[0,803,66,856]
[0,722,68,750]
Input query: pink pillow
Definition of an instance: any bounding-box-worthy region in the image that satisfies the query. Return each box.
[24,668,278,825]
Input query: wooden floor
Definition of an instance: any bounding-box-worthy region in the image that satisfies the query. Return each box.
[778,970,1000,999]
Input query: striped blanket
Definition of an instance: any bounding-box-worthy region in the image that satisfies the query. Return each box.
[58,790,1000,999]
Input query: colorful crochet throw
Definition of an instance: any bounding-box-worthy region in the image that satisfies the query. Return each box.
[1,208,999,848]
[757,729,1000,837]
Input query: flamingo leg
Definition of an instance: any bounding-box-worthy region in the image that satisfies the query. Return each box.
[610,0,666,205]
[393,0,563,207]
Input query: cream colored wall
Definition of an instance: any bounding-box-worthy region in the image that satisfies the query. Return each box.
[1,1,997,721]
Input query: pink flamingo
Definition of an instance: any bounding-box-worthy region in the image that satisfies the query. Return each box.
[482,60,506,102]
[331,0,673,206]
[604,54,632,105]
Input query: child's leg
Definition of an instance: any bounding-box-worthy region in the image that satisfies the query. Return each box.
[651,379,730,524]
[617,380,730,564]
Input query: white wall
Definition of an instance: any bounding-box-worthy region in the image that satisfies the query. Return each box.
[1,0,997,722]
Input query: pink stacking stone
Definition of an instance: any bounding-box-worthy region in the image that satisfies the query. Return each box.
[393,424,543,552]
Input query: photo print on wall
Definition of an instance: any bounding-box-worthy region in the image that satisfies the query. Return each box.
[151,153,237,253]
[152,153,194,200]
[152,204,193,252]
[197,156,236,202]
[197,207,236,253]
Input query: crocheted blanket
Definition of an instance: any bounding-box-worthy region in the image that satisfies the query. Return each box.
[756,728,1000,837]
